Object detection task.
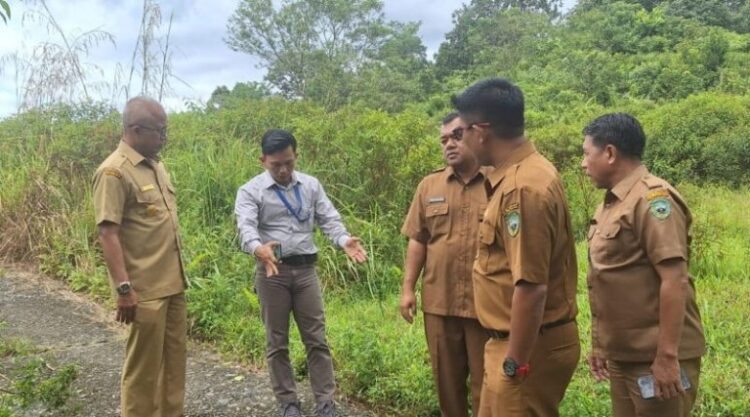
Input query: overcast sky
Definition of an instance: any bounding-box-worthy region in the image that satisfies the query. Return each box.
[0,0,577,118]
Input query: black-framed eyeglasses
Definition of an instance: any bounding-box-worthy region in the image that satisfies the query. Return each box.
[440,122,490,145]
[441,127,465,144]
[131,124,168,138]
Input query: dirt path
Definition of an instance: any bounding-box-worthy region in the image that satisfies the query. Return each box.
[0,267,375,417]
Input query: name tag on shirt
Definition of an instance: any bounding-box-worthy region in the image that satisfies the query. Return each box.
[141,184,155,192]
[428,196,446,204]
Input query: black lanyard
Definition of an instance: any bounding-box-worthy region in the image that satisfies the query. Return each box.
[273,183,311,223]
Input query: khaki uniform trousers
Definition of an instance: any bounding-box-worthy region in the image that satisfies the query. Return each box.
[608,357,701,417]
[478,321,580,417]
[424,313,488,417]
[121,292,187,417]
[255,263,335,405]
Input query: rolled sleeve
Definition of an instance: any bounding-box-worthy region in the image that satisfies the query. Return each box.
[235,184,262,254]
[93,168,126,225]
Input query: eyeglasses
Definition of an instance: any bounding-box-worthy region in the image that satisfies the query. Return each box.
[131,124,168,138]
[440,122,491,145]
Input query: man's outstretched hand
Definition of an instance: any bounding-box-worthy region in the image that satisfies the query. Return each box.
[344,237,368,264]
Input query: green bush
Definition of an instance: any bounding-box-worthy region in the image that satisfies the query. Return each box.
[1,100,748,415]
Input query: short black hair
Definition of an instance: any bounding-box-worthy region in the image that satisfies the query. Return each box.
[442,112,459,125]
[261,129,297,155]
[583,113,646,160]
[451,78,524,139]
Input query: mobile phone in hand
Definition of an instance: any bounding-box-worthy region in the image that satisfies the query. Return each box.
[273,244,282,261]
[637,368,691,399]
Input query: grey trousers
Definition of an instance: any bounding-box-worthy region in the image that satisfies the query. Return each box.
[255,263,335,405]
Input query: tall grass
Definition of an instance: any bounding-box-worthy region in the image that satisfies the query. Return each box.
[0,102,748,416]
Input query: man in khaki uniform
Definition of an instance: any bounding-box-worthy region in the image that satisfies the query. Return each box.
[94,97,188,417]
[399,112,490,417]
[452,78,580,417]
[581,113,706,417]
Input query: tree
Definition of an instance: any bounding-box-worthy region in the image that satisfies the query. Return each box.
[206,81,272,110]
[666,0,750,33]
[435,0,562,79]
[575,0,667,12]
[225,0,428,109]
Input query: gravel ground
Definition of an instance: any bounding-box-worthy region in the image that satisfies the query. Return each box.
[0,267,376,417]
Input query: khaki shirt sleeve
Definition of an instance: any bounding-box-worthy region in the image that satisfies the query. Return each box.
[636,189,689,265]
[93,167,127,225]
[501,186,555,286]
[401,180,428,244]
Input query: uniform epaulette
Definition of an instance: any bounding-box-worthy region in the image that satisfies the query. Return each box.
[430,166,447,173]
[642,175,665,190]
[641,175,671,202]
[502,164,521,194]
[101,167,122,179]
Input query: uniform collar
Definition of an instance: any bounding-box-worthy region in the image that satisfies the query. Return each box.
[486,141,537,190]
[118,141,146,166]
[445,165,486,185]
[261,170,301,190]
[609,164,649,202]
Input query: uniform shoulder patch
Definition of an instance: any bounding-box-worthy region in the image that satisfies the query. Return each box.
[646,188,670,201]
[649,197,672,220]
[102,167,122,179]
[504,207,521,237]
[504,202,520,213]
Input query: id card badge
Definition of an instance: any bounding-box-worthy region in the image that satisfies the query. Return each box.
[637,368,691,399]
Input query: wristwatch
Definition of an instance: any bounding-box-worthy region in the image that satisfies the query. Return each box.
[116,281,132,296]
[503,357,530,378]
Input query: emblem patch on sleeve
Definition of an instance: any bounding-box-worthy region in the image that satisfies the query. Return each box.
[649,198,672,220]
[505,210,521,237]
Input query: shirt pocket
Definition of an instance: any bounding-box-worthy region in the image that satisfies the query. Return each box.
[476,220,497,272]
[590,222,622,264]
[425,203,450,237]
[135,189,165,221]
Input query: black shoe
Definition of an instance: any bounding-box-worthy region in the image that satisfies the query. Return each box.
[315,400,336,417]
[280,401,303,417]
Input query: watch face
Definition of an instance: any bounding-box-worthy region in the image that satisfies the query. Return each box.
[117,283,131,295]
[503,358,516,377]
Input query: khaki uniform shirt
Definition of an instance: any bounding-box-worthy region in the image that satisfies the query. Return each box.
[401,166,489,318]
[93,141,186,301]
[473,142,578,332]
[587,165,706,362]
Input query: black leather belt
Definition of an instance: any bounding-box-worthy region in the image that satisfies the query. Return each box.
[280,253,318,266]
[485,329,510,339]
[539,317,576,334]
[485,318,576,339]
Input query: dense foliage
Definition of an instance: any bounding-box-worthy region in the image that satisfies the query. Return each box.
[1,1,749,415]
